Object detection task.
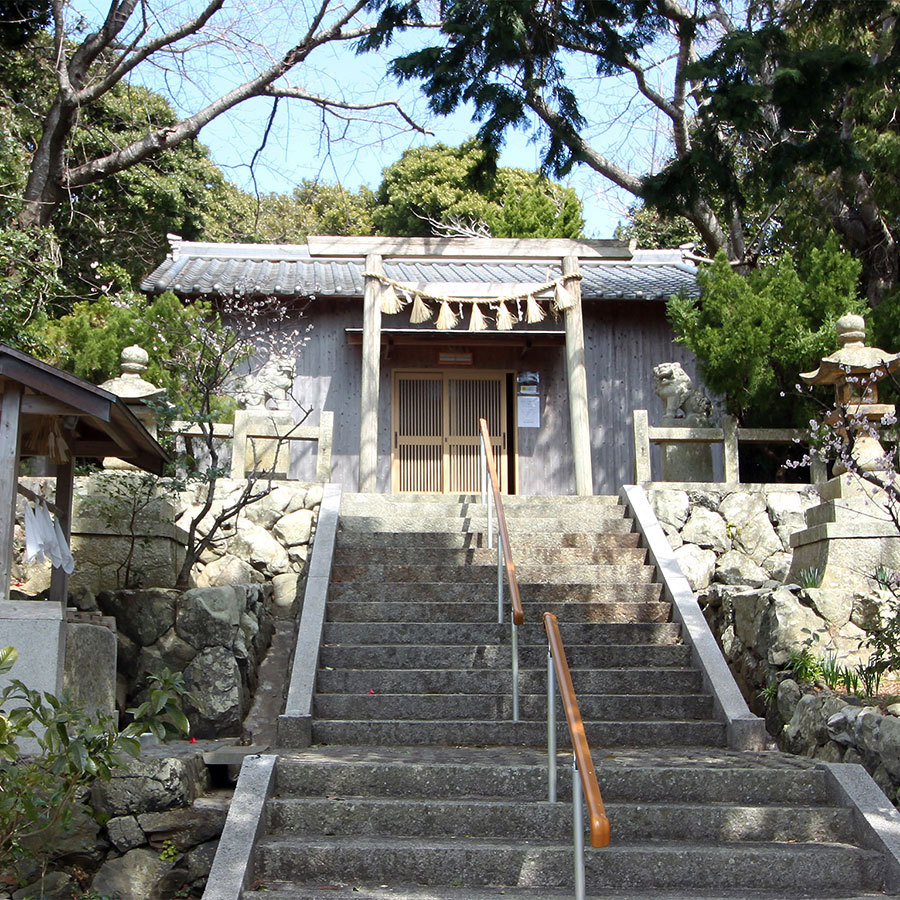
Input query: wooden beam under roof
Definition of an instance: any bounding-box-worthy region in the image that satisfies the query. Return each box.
[306,236,633,260]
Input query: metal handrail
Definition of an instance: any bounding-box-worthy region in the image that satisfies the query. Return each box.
[544,611,610,900]
[478,417,523,721]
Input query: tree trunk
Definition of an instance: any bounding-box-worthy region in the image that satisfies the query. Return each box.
[822,170,898,307]
[17,96,78,229]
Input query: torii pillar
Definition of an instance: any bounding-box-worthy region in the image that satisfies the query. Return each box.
[562,254,593,495]
[359,254,383,492]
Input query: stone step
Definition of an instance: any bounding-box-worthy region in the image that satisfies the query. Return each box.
[315,667,704,696]
[317,643,692,670]
[341,492,621,505]
[321,621,682,646]
[326,583,665,606]
[266,796,856,843]
[337,515,634,534]
[325,598,670,623]
[339,494,622,517]
[334,531,642,550]
[246,888,892,900]
[331,545,649,566]
[329,563,655,585]
[308,719,727,748]
[312,692,714,721]
[272,749,830,805]
[254,836,883,892]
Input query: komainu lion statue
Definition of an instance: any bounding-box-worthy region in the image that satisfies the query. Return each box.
[653,362,712,425]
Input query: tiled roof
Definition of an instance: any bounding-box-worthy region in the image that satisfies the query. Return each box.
[140,242,699,301]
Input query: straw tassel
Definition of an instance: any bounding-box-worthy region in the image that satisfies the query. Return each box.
[435,300,459,330]
[553,279,575,311]
[409,292,431,324]
[379,283,403,315]
[468,302,488,332]
[495,300,516,331]
[47,421,70,465]
[525,294,546,324]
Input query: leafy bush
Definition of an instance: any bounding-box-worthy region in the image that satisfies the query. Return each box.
[667,235,865,426]
[0,647,189,876]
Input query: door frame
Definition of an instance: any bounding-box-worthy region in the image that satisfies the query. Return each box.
[391,368,516,494]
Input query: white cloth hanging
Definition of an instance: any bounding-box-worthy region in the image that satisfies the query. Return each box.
[52,514,75,575]
[22,498,76,575]
[23,500,45,565]
[36,502,62,568]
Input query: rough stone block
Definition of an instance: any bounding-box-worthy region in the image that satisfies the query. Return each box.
[672,543,716,591]
[91,752,208,817]
[97,589,178,647]
[184,646,245,737]
[107,814,146,852]
[682,506,731,552]
[63,622,117,722]
[91,847,173,900]
[176,587,245,649]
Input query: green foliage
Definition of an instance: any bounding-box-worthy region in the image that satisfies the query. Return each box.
[0,648,189,876]
[840,665,861,696]
[240,181,376,243]
[757,679,778,705]
[819,653,843,691]
[0,225,61,351]
[0,40,248,300]
[366,2,662,179]
[667,236,865,425]
[38,278,228,400]
[798,567,823,589]
[785,647,822,685]
[615,205,702,251]
[372,141,583,238]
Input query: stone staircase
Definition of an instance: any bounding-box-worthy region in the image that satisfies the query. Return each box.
[242,493,893,899]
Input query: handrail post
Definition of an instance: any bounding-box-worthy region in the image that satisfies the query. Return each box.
[497,540,504,625]
[487,480,494,550]
[479,436,487,506]
[547,649,557,802]
[511,621,519,722]
[573,757,585,900]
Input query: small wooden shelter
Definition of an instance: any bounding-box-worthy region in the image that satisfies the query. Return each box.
[0,343,168,605]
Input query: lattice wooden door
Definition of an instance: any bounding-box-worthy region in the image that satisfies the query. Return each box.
[392,370,508,493]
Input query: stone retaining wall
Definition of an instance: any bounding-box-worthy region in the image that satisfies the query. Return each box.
[777,681,900,805]
[1,743,224,900]
[12,476,322,604]
[650,484,900,806]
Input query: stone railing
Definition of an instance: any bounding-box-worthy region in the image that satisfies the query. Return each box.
[165,410,333,483]
[632,409,827,485]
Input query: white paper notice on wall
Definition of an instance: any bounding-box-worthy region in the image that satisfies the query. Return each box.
[518,395,540,428]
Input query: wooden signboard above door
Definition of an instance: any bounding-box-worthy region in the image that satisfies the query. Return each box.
[392,370,509,494]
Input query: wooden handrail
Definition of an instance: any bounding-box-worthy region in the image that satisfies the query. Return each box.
[478,418,524,626]
[543,611,610,848]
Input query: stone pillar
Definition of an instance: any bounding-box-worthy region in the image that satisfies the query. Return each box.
[562,254,593,495]
[359,254,383,493]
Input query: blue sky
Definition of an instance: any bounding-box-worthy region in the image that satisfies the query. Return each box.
[71,0,653,237]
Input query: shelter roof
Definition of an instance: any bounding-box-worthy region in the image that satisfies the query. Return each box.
[141,237,700,302]
[0,343,169,474]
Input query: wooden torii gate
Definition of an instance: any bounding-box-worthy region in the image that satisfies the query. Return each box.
[306,236,610,496]
[0,343,168,606]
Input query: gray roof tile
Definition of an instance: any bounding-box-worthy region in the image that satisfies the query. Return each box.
[141,247,699,301]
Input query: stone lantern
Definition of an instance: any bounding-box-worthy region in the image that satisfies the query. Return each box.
[799,313,900,474]
[99,345,166,468]
[787,314,900,590]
